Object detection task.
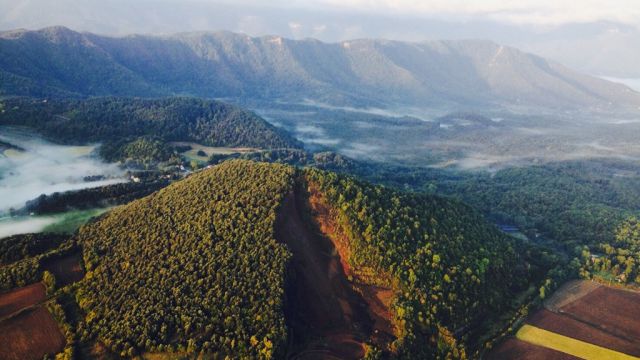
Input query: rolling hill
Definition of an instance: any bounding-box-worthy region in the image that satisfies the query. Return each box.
[52,160,561,358]
[0,97,301,161]
[1,26,639,110]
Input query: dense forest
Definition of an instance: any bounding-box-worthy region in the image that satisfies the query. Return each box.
[61,160,566,359]
[213,150,640,254]
[0,97,301,162]
[75,161,296,358]
[22,180,169,214]
[0,160,566,359]
[579,216,640,285]
[303,168,566,358]
[0,233,73,291]
[0,233,68,266]
[437,161,640,250]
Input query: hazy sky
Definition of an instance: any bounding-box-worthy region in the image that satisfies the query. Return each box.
[1,0,639,77]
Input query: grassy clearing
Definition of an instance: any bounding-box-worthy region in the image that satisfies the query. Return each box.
[43,208,111,234]
[170,142,256,164]
[516,324,639,360]
[3,149,24,158]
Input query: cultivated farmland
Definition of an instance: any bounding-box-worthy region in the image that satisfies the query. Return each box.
[488,280,640,359]
[0,306,66,360]
[0,283,46,318]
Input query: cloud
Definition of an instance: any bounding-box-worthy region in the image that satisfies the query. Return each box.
[236,15,270,35]
[288,21,304,38]
[308,0,640,27]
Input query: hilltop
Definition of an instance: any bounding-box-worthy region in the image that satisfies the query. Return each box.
[0,97,301,162]
[32,160,562,358]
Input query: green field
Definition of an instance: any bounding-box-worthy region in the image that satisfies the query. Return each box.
[43,208,112,234]
[171,141,256,164]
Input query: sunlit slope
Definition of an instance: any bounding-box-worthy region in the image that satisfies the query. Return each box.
[71,160,558,358]
[76,161,295,358]
[303,168,559,358]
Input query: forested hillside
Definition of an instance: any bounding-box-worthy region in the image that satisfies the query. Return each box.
[0,97,300,162]
[11,160,554,359]
[303,168,565,358]
[74,161,295,358]
[1,26,639,110]
[580,217,640,285]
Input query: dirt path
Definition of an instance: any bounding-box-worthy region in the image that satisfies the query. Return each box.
[277,189,374,359]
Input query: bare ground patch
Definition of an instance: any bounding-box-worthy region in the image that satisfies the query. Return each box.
[486,338,580,360]
[42,251,84,286]
[0,283,46,319]
[528,309,640,356]
[277,179,396,359]
[559,285,640,342]
[544,279,600,312]
[0,306,65,360]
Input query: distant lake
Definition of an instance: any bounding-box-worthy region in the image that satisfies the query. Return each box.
[0,126,125,215]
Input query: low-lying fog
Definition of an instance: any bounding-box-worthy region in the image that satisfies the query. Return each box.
[0,127,125,215]
[257,104,640,170]
[0,216,58,238]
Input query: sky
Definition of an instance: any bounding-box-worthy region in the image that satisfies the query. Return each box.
[1,0,639,78]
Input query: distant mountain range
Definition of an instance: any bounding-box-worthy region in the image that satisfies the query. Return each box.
[1,26,639,110]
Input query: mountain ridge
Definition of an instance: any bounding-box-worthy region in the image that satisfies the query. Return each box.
[1,26,639,110]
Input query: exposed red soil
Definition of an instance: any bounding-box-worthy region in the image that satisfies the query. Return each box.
[276,181,395,359]
[306,182,396,346]
[528,309,640,356]
[0,306,66,360]
[559,285,640,342]
[42,251,84,286]
[0,283,46,319]
[486,338,580,360]
[277,191,368,359]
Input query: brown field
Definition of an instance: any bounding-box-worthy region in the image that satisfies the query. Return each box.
[0,283,46,319]
[42,252,84,286]
[488,280,640,359]
[528,309,640,356]
[544,279,600,311]
[560,285,640,342]
[487,338,580,360]
[0,306,66,360]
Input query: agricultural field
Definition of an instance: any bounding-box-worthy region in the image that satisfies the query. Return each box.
[0,306,66,360]
[488,280,640,359]
[0,283,46,319]
[0,282,66,360]
[170,141,256,164]
[41,207,112,234]
[41,252,84,286]
[0,249,83,359]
